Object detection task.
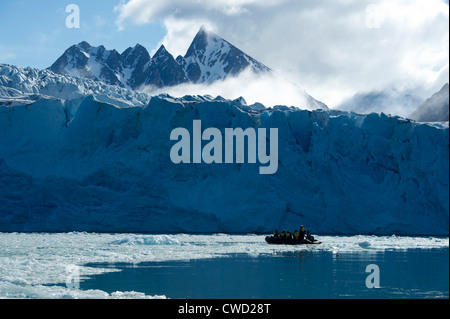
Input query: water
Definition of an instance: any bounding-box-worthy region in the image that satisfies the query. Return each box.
[0,233,448,299]
[81,250,448,299]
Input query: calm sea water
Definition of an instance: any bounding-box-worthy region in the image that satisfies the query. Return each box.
[81,248,449,299]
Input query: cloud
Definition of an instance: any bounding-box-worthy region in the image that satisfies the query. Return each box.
[115,0,449,109]
[139,68,324,110]
[114,0,280,30]
[151,17,212,57]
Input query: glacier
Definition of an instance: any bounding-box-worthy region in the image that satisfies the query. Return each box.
[0,63,448,235]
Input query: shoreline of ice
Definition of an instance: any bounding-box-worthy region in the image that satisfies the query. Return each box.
[0,232,448,299]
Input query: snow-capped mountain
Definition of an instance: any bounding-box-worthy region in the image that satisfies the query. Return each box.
[49,41,152,90]
[178,26,270,83]
[119,43,152,89]
[409,83,449,122]
[0,63,448,235]
[145,45,189,87]
[49,27,271,90]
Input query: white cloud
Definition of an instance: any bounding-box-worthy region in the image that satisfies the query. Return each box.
[114,0,280,29]
[140,68,322,110]
[152,17,214,57]
[115,0,449,109]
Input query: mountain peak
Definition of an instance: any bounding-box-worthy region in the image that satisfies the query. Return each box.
[130,43,148,55]
[76,41,91,51]
[196,25,212,38]
[197,25,219,36]
[185,28,210,57]
[182,26,271,83]
[156,44,167,53]
[152,45,173,60]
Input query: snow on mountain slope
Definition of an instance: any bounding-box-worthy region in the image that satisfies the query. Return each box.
[49,41,126,88]
[0,67,448,235]
[48,27,271,91]
[179,26,271,83]
[144,45,189,88]
[409,83,449,122]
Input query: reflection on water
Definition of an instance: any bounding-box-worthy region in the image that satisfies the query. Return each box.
[81,248,449,299]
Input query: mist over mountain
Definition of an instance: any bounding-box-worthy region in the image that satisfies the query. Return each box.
[335,82,450,122]
[336,87,424,118]
[409,83,449,122]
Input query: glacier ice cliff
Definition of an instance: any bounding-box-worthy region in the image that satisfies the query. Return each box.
[0,64,448,235]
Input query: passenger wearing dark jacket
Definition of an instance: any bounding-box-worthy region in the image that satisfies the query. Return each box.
[299,225,306,241]
[306,231,315,242]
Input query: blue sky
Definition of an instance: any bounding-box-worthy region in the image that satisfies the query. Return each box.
[0,0,448,107]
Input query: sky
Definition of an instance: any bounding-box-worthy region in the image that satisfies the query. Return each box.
[0,0,448,108]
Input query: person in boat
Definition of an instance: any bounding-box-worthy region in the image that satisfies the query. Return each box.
[273,229,279,238]
[306,231,315,242]
[280,230,286,240]
[286,231,292,240]
[299,225,306,241]
[293,230,300,241]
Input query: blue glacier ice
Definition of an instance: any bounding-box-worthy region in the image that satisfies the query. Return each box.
[0,63,448,235]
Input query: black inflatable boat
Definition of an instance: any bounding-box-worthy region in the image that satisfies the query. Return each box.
[265,236,322,245]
